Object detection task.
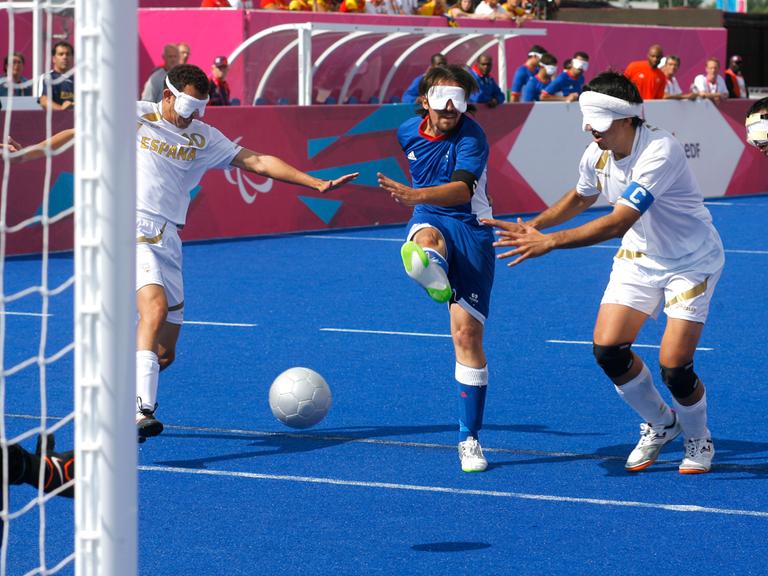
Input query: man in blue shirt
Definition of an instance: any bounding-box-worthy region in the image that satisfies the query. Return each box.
[402,53,447,104]
[542,50,589,102]
[0,53,33,97]
[521,53,558,102]
[469,53,505,108]
[377,65,495,473]
[509,44,546,102]
[37,41,75,110]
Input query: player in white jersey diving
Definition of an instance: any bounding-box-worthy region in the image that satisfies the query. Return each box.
[4,64,358,442]
[134,64,357,441]
[483,71,724,474]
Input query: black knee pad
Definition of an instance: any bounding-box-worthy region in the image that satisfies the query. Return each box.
[593,343,634,378]
[660,363,699,398]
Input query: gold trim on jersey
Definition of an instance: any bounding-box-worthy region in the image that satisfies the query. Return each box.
[615,248,645,260]
[142,112,162,122]
[139,136,198,161]
[137,222,166,244]
[665,279,708,309]
[595,150,610,192]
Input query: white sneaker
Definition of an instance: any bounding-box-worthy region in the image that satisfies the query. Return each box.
[625,413,682,472]
[679,437,714,474]
[458,436,487,472]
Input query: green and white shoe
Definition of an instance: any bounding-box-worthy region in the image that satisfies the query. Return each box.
[400,241,452,304]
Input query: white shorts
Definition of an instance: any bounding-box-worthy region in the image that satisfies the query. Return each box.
[600,243,724,324]
[136,214,184,325]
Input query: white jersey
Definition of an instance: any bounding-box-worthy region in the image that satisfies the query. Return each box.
[136,101,242,225]
[664,76,682,96]
[692,74,727,96]
[576,123,720,266]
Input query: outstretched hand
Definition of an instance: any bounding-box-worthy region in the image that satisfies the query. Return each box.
[1,137,22,154]
[480,217,555,267]
[377,172,422,206]
[318,172,359,193]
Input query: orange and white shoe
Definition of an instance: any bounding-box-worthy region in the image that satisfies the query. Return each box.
[679,437,714,474]
[625,413,681,472]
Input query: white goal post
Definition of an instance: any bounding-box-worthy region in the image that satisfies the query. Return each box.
[74,0,137,574]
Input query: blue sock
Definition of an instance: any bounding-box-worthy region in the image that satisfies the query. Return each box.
[423,247,448,274]
[455,363,488,442]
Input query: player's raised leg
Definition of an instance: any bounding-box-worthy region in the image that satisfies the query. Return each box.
[451,304,488,472]
[659,318,713,474]
[593,303,680,472]
[401,225,452,304]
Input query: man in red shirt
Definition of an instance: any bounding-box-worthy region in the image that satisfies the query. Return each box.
[624,44,666,101]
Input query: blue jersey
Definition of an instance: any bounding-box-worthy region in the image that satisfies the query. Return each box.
[401,75,423,104]
[543,70,584,97]
[510,64,537,97]
[469,69,505,104]
[397,114,491,224]
[521,76,550,102]
[37,70,75,105]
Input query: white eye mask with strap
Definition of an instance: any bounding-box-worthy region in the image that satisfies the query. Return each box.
[426,85,467,113]
[745,113,768,148]
[165,76,209,119]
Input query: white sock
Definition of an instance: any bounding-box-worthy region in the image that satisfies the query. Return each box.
[672,392,710,440]
[136,350,160,413]
[614,363,674,428]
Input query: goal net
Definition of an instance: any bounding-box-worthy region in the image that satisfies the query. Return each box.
[1,0,137,574]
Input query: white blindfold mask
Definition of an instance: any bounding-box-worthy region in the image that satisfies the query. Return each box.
[544,65,558,76]
[571,58,589,72]
[745,113,768,148]
[165,76,209,119]
[426,85,467,113]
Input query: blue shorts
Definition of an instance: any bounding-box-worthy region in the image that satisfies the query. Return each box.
[406,213,495,323]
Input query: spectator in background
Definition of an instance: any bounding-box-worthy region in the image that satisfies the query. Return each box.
[261,0,290,7]
[692,58,728,103]
[624,44,666,101]
[201,0,232,6]
[208,56,231,106]
[177,43,191,65]
[38,41,75,110]
[402,53,447,104]
[509,45,546,103]
[142,44,180,102]
[541,50,588,102]
[418,0,447,15]
[724,55,749,99]
[339,0,367,12]
[366,0,400,13]
[448,0,478,18]
[0,52,33,97]
[474,0,513,20]
[745,97,768,157]
[521,52,557,102]
[502,0,534,22]
[469,53,505,108]
[661,56,695,101]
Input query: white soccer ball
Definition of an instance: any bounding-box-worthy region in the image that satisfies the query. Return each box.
[269,367,332,429]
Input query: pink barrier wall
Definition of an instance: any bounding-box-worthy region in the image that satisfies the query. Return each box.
[4,99,765,256]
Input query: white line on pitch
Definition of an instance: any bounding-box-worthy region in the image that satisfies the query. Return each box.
[320,327,450,338]
[585,244,768,255]
[0,311,52,317]
[547,339,714,351]
[139,465,768,519]
[303,235,401,242]
[184,321,258,327]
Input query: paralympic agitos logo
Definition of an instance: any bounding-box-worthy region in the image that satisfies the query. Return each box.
[224,136,274,204]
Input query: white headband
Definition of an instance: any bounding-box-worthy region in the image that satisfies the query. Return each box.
[578,91,643,133]
[165,76,209,119]
[745,112,768,148]
[426,85,467,114]
[571,58,589,72]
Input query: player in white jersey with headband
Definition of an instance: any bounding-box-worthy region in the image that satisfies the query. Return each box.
[135,64,357,441]
[483,71,724,474]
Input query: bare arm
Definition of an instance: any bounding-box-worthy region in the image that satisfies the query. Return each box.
[529,187,599,230]
[492,203,641,267]
[540,92,579,103]
[2,128,75,164]
[377,172,471,206]
[38,95,73,111]
[231,148,358,192]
